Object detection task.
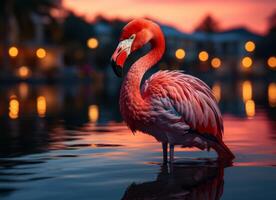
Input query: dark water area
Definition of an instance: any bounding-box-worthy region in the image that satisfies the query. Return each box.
[0,80,276,200]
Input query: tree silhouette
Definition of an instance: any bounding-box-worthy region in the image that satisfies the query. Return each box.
[195,14,220,33]
[268,10,276,33]
[256,10,276,58]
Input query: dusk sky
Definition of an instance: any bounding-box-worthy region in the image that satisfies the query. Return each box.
[63,0,275,34]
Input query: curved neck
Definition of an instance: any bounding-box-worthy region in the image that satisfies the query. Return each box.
[121,28,165,107]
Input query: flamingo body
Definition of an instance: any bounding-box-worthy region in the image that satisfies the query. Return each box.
[111,18,234,161]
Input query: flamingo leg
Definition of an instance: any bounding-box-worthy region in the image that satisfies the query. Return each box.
[162,142,168,163]
[169,144,174,163]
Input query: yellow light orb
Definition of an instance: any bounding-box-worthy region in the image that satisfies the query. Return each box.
[87,38,99,49]
[36,48,46,59]
[244,41,255,52]
[241,57,253,68]
[267,56,276,68]
[9,98,19,119]
[175,48,185,60]
[242,80,252,102]
[245,99,255,118]
[37,96,47,117]
[9,46,18,57]
[211,57,221,69]
[89,105,99,123]
[268,83,276,107]
[198,51,209,62]
[18,66,30,78]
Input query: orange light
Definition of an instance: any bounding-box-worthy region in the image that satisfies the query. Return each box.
[89,105,99,123]
[18,66,30,78]
[87,38,98,49]
[241,57,253,68]
[242,80,252,102]
[36,48,46,59]
[37,96,47,117]
[211,57,221,69]
[212,82,221,102]
[245,100,255,118]
[198,51,208,62]
[9,97,19,119]
[268,83,276,107]
[175,48,185,59]
[244,41,255,52]
[267,56,276,68]
[19,83,29,99]
[9,46,18,57]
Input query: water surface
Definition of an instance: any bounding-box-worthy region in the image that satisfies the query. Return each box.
[0,82,275,200]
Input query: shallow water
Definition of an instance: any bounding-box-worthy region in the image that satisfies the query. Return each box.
[0,82,276,200]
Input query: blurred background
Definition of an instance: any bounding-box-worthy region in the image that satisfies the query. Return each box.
[0,0,275,153]
[0,1,276,199]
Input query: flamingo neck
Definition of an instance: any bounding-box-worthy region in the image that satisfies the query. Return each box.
[125,43,164,95]
[120,29,165,120]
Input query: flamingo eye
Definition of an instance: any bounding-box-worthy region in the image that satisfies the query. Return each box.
[129,34,135,40]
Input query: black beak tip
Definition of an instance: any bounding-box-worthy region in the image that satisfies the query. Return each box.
[111,59,123,77]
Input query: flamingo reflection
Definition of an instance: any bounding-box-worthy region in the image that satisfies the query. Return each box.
[122,162,226,200]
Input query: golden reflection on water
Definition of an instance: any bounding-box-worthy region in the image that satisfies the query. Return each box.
[223,113,276,166]
[37,96,47,117]
[89,105,99,123]
[82,123,160,154]
[83,111,276,166]
[245,99,255,118]
[9,96,19,119]
[19,83,29,99]
[212,82,221,102]
[242,80,252,102]
[268,83,276,107]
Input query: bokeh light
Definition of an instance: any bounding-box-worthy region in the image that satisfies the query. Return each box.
[244,41,255,52]
[245,99,255,118]
[37,96,47,117]
[8,46,18,57]
[241,57,253,68]
[18,66,30,78]
[268,83,276,107]
[89,105,99,123]
[9,97,19,119]
[267,56,276,68]
[242,80,252,102]
[87,38,99,49]
[212,82,221,102]
[36,48,47,59]
[19,83,29,99]
[175,48,185,60]
[198,51,208,61]
[211,57,221,69]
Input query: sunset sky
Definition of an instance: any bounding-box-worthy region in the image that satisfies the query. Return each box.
[63,0,275,34]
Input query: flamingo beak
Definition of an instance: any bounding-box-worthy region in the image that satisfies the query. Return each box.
[111,38,134,77]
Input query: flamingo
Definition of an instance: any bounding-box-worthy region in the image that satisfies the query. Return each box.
[111,18,234,163]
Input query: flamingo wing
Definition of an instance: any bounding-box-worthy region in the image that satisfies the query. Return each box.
[142,70,223,140]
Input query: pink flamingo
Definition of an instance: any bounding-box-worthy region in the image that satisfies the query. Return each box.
[111,18,234,163]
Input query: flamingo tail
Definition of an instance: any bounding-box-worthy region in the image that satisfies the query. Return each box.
[213,141,235,160]
[194,132,235,161]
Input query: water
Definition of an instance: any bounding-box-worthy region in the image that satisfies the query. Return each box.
[0,81,276,200]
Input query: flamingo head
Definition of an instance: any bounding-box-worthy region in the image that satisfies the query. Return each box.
[111,19,155,77]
